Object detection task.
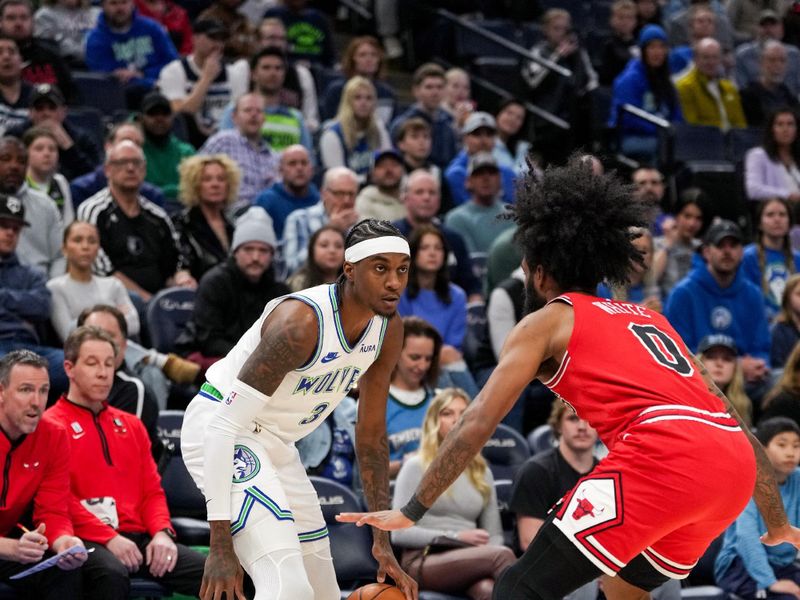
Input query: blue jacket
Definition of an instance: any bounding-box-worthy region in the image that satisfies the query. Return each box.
[444,150,516,205]
[253,182,320,240]
[390,104,458,169]
[609,58,683,135]
[664,265,771,362]
[0,253,50,343]
[85,11,178,87]
[70,166,165,209]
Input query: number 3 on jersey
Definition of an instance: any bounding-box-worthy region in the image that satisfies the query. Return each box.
[299,402,330,425]
[628,323,694,377]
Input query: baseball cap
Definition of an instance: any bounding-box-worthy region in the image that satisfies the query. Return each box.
[372,148,403,167]
[231,207,277,253]
[30,84,65,107]
[462,111,496,135]
[697,334,737,356]
[467,152,499,176]
[0,195,29,227]
[141,91,172,114]
[703,219,742,246]
[759,9,780,25]
[194,18,227,39]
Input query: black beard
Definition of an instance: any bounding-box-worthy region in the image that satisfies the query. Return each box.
[524,276,547,315]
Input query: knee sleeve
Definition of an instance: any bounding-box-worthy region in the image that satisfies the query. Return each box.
[301,539,340,600]
[243,548,314,600]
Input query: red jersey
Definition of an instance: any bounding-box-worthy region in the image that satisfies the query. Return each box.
[0,420,74,545]
[544,293,735,450]
[44,397,173,544]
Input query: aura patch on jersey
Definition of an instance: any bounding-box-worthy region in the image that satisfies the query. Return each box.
[232,445,261,483]
[292,366,362,396]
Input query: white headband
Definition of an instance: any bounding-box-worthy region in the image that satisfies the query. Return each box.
[344,236,410,263]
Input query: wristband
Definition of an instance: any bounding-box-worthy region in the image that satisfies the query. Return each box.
[400,493,429,523]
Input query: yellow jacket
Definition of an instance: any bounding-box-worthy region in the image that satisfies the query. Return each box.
[675,67,747,129]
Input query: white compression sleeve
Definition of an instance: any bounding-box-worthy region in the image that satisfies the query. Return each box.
[203,379,270,520]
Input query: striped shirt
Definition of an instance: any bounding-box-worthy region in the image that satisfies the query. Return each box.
[282,202,328,275]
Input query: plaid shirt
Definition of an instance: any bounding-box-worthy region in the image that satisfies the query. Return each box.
[199,130,278,210]
[282,202,328,275]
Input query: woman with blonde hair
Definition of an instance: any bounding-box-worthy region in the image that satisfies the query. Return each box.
[319,76,391,183]
[321,36,396,124]
[697,334,753,427]
[173,154,241,280]
[761,342,800,428]
[391,388,516,600]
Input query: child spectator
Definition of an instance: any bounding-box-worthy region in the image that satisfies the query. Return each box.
[715,417,800,598]
[22,127,72,225]
[697,334,752,425]
[395,118,454,213]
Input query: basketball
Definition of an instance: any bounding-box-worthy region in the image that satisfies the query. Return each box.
[345,583,405,599]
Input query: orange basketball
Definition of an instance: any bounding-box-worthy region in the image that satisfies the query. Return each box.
[346,583,406,599]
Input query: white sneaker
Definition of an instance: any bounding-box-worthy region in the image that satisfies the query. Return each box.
[383,36,404,59]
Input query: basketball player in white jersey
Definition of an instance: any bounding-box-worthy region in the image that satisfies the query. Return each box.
[181,218,418,600]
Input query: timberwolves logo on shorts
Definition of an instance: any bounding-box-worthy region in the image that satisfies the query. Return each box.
[231,445,260,483]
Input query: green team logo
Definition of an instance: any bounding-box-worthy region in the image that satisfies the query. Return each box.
[232,445,261,483]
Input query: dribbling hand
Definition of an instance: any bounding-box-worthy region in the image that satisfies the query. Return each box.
[335,509,413,531]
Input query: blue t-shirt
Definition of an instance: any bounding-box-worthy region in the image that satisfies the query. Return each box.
[397,284,467,350]
[386,387,435,462]
[741,244,800,321]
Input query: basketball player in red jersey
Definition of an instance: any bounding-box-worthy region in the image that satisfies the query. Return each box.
[338,161,800,599]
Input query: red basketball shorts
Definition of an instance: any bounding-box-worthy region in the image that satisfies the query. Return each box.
[551,405,757,579]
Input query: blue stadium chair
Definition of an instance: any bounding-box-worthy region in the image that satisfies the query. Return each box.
[481,424,531,480]
[462,302,488,371]
[454,20,520,61]
[146,287,195,354]
[158,410,209,544]
[671,123,727,165]
[310,476,377,592]
[64,106,106,153]
[469,252,488,283]
[527,423,555,455]
[493,478,517,550]
[72,72,127,115]
[727,126,763,164]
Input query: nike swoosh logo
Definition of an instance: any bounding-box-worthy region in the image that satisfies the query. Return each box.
[72,432,85,439]
[320,352,339,364]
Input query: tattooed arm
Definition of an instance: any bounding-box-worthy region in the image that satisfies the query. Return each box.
[200,301,319,600]
[338,301,565,530]
[354,315,418,600]
[691,354,800,546]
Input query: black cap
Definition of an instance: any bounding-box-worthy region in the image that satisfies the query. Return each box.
[0,195,29,227]
[372,148,403,167]
[759,9,780,25]
[141,91,172,114]
[30,83,65,107]
[697,334,737,355]
[703,219,742,246]
[194,18,227,39]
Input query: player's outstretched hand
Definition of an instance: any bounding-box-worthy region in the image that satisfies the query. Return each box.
[372,540,418,600]
[335,509,414,531]
[761,524,800,548]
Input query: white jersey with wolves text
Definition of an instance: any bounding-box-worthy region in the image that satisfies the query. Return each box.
[202,284,389,442]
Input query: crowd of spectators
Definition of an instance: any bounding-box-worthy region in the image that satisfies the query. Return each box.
[7,0,800,596]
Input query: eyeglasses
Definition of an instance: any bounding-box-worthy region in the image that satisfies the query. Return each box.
[326,189,357,199]
[108,158,145,169]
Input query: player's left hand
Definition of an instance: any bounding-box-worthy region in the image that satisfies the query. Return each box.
[146,531,178,578]
[336,509,413,531]
[372,540,418,600]
[761,524,800,548]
